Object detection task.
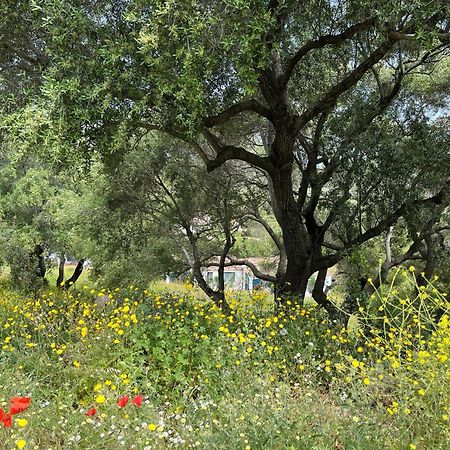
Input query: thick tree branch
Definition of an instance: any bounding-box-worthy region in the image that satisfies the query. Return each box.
[63,259,85,290]
[182,226,231,313]
[323,241,344,251]
[202,128,274,173]
[138,122,211,166]
[282,17,377,87]
[217,201,235,297]
[56,252,65,288]
[209,257,277,283]
[293,38,396,134]
[312,268,329,307]
[203,100,274,127]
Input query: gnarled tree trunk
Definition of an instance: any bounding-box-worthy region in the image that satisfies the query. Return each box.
[34,244,47,279]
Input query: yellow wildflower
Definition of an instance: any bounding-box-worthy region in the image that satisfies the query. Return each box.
[16,418,28,427]
[95,394,106,404]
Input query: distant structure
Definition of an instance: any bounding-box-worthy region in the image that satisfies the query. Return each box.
[202,263,255,291]
[202,262,334,294]
[167,257,334,295]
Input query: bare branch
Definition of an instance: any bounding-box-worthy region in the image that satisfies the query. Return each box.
[208,257,277,283]
[316,68,405,188]
[282,17,377,87]
[347,180,450,249]
[138,122,211,166]
[202,128,274,173]
[247,212,283,253]
[364,245,422,294]
[203,100,274,127]
[403,42,450,74]
[293,38,396,134]
[388,30,450,42]
[247,211,287,277]
[0,41,44,66]
[314,181,450,272]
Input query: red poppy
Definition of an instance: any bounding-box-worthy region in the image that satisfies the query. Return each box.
[1,413,12,427]
[117,395,129,408]
[85,407,97,416]
[132,395,143,407]
[10,397,31,414]
[0,408,3,420]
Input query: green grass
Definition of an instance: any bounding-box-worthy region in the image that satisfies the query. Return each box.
[45,263,91,289]
[0,273,448,449]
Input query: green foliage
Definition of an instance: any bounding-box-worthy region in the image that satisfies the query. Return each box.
[0,272,448,448]
[75,134,265,288]
[359,268,448,335]
[339,237,385,292]
[233,221,278,258]
[0,124,88,290]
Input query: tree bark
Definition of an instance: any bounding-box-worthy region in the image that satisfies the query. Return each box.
[270,156,314,305]
[312,268,328,306]
[63,259,85,290]
[191,261,231,315]
[184,228,232,315]
[56,252,65,288]
[416,235,436,288]
[29,244,48,295]
[274,216,312,304]
[34,244,46,278]
[216,221,234,315]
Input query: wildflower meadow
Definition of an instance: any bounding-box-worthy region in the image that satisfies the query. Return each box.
[0,270,448,449]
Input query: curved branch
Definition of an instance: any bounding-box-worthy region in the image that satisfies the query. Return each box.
[347,182,450,249]
[56,252,65,288]
[209,257,276,283]
[247,211,287,277]
[314,68,405,191]
[63,259,85,290]
[202,128,274,173]
[203,100,273,127]
[206,145,274,173]
[364,242,423,295]
[138,122,211,166]
[282,17,376,87]
[323,241,344,251]
[388,30,450,43]
[314,180,450,271]
[293,38,396,134]
[247,212,283,254]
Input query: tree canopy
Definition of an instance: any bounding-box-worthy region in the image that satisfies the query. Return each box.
[1,0,449,307]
